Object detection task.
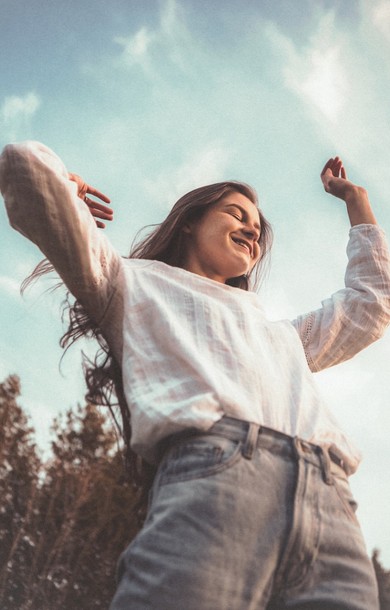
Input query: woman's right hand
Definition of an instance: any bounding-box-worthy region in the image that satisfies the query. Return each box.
[68,173,113,229]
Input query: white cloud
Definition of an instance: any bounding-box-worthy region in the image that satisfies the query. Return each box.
[142,142,231,209]
[0,92,41,141]
[114,27,155,69]
[160,0,182,36]
[298,46,345,121]
[113,0,190,76]
[264,7,390,207]
[266,13,347,123]
[372,0,390,39]
[0,274,20,298]
[1,92,41,125]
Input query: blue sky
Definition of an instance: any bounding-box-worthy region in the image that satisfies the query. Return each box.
[1,0,390,563]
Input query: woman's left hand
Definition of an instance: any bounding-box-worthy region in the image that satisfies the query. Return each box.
[68,173,113,229]
[320,157,377,226]
[320,157,354,201]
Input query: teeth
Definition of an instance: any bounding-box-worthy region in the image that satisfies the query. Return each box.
[233,238,249,252]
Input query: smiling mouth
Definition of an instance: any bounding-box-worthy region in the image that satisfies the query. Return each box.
[231,236,251,255]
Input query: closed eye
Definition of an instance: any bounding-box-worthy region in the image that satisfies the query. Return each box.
[230,212,243,221]
[224,202,261,241]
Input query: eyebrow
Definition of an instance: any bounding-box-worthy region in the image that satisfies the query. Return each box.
[224,203,261,231]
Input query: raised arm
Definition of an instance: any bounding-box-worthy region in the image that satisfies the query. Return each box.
[293,157,390,371]
[0,141,120,324]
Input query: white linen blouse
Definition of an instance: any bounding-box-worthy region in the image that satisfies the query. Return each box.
[1,141,390,472]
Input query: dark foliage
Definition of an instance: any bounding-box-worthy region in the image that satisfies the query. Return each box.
[0,376,142,610]
[373,550,390,610]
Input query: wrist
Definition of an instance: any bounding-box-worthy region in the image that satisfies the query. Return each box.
[345,187,377,226]
[344,184,368,205]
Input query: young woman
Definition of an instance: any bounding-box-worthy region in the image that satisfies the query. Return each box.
[1,141,389,610]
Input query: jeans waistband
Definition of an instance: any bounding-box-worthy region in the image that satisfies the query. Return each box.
[203,416,347,482]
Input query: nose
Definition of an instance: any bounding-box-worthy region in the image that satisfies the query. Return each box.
[242,226,260,242]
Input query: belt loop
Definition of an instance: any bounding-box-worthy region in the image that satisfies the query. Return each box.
[242,423,260,460]
[292,436,301,460]
[318,447,333,486]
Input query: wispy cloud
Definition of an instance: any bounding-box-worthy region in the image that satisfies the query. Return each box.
[372,0,390,40]
[264,4,390,205]
[297,46,345,122]
[143,142,231,209]
[113,0,191,77]
[0,274,21,298]
[1,92,40,124]
[0,92,41,140]
[266,12,347,123]
[114,27,155,70]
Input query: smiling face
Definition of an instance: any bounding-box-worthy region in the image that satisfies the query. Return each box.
[182,191,261,284]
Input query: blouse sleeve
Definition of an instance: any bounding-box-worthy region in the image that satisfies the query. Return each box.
[292,224,390,372]
[0,141,120,324]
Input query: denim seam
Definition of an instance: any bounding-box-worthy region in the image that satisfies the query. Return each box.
[158,441,243,485]
[333,480,360,525]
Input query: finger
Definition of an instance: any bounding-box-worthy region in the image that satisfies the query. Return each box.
[321,156,345,177]
[327,156,340,177]
[341,166,347,179]
[334,158,343,176]
[86,185,111,203]
[96,220,106,229]
[321,159,334,176]
[90,208,114,221]
[71,176,89,198]
[84,197,113,215]
[85,202,113,221]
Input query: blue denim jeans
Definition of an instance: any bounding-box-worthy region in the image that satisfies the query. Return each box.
[110,417,379,609]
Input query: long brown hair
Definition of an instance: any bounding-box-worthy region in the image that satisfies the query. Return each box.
[24,181,273,498]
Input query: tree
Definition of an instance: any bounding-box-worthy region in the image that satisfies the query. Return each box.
[0,375,41,609]
[373,550,390,610]
[25,403,141,609]
[0,377,142,610]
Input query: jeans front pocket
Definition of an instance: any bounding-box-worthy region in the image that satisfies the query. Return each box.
[158,434,243,485]
[333,476,359,525]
